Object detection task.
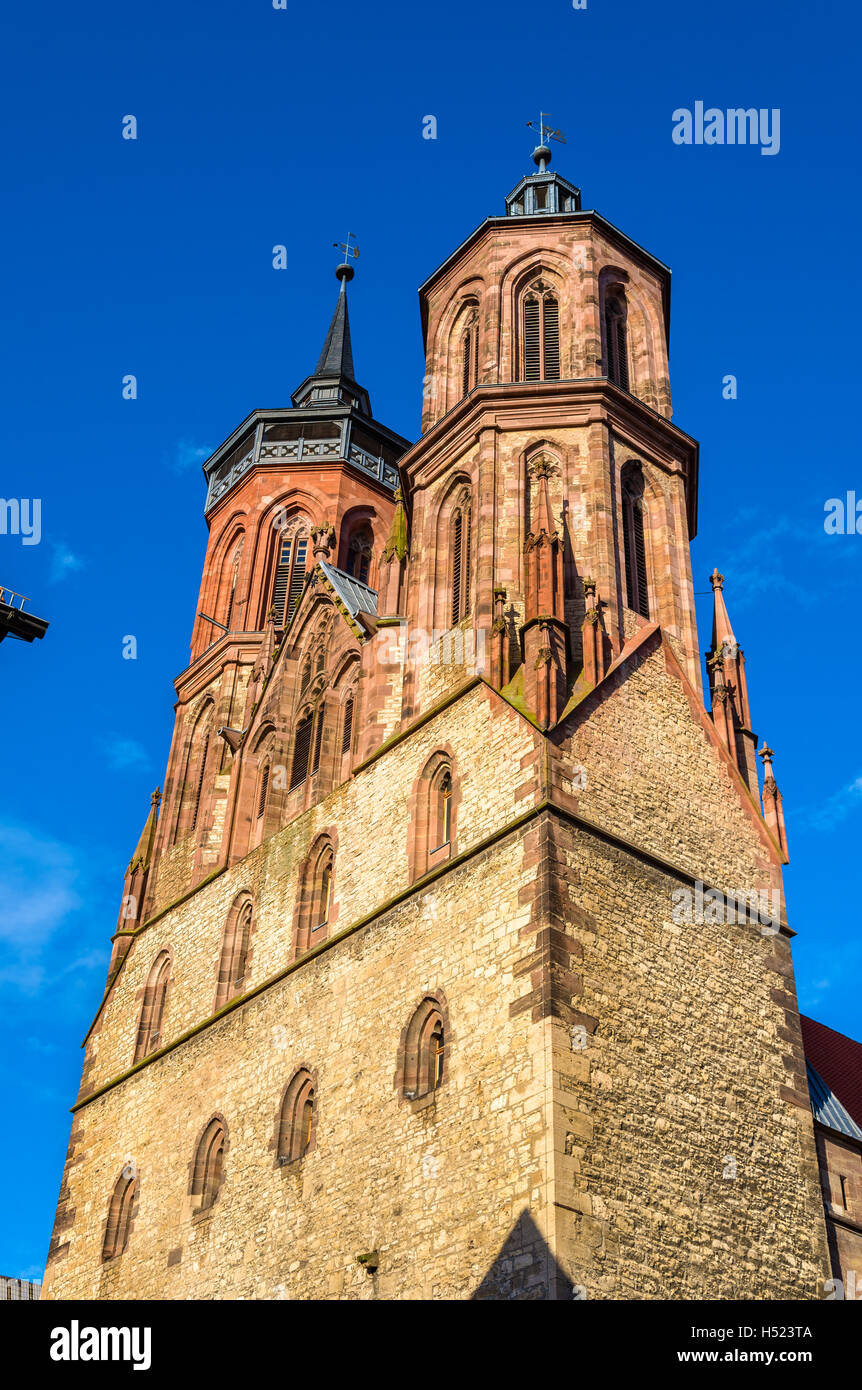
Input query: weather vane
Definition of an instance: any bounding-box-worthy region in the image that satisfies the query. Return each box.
[527,113,567,148]
[332,232,360,283]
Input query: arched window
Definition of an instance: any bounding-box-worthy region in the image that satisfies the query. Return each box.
[400,997,447,1100]
[341,692,355,756]
[133,950,170,1062]
[310,705,325,777]
[621,464,649,618]
[174,703,213,843]
[294,835,337,952]
[270,528,309,627]
[102,1170,136,1261]
[256,761,270,820]
[278,1069,316,1164]
[215,895,253,1008]
[604,291,629,389]
[345,524,373,584]
[289,711,314,790]
[461,315,479,397]
[521,283,560,382]
[192,1118,226,1211]
[450,495,472,627]
[437,772,452,849]
[409,752,457,880]
[222,535,244,632]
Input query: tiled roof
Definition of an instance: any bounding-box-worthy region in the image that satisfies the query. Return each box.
[801,1014,862,1133]
[319,562,378,620]
[806,1063,862,1141]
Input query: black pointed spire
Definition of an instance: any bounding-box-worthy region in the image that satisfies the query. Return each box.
[291,241,370,414]
[314,273,355,379]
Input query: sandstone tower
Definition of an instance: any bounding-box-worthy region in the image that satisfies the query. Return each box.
[44,143,830,1300]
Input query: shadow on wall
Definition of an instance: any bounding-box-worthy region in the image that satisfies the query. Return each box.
[471,1209,574,1301]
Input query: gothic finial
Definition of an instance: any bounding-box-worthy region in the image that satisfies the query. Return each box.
[758,743,775,771]
[150,787,162,809]
[710,568,724,590]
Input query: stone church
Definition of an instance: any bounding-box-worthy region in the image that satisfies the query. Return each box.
[43,142,833,1300]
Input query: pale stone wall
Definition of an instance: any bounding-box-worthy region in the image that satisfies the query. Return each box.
[44,829,550,1302]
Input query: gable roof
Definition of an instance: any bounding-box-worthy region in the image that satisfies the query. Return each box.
[806,1063,862,1141]
[801,1014,862,1132]
[318,561,378,620]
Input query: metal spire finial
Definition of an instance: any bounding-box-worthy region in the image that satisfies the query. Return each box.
[526,113,566,171]
[333,232,360,283]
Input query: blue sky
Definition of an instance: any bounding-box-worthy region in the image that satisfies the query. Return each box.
[1,0,859,1280]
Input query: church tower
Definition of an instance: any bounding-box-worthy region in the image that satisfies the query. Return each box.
[44,139,830,1301]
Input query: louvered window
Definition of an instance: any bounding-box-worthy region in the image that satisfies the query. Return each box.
[461,321,479,397]
[522,290,559,381]
[271,534,308,627]
[604,295,629,389]
[622,472,649,618]
[290,715,313,790]
[523,297,541,380]
[256,762,270,819]
[341,695,354,755]
[542,297,560,380]
[190,735,210,832]
[450,501,472,627]
[311,708,324,776]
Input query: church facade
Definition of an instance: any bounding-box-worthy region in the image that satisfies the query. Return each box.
[43,146,832,1301]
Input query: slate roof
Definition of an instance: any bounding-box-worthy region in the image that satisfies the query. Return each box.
[806,1063,862,1142]
[801,1014,862,1137]
[314,280,355,380]
[319,561,378,619]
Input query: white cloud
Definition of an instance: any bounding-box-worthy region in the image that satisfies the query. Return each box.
[48,542,84,584]
[98,734,150,772]
[171,438,212,472]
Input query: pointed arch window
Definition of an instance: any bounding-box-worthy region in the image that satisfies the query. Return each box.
[401,997,447,1100]
[102,1170,136,1261]
[461,315,479,397]
[192,1118,226,1212]
[278,1069,316,1164]
[621,464,649,618]
[134,950,170,1062]
[604,292,629,389]
[216,895,253,1007]
[521,283,561,382]
[270,529,309,627]
[256,761,270,820]
[436,771,452,849]
[310,704,325,777]
[223,535,244,632]
[341,693,355,756]
[175,704,213,843]
[450,494,472,627]
[345,524,373,584]
[290,712,313,790]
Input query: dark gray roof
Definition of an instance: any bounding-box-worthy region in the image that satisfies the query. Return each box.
[319,561,378,619]
[807,1062,862,1141]
[315,280,354,379]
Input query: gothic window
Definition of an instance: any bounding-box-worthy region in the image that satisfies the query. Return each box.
[604,292,629,389]
[450,493,472,627]
[521,283,560,382]
[410,752,456,880]
[270,529,309,627]
[222,535,244,632]
[215,894,253,1008]
[192,1118,226,1212]
[401,997,447,1100]
[102,1170,136,1261]
[289,712,313,790]
[256,760,270,820]
[461,315,478,397]
[341,693,355,756]
[174,702,213,844]
[133,950,170,1062]
[295,836,336,952]
[437,772,452,849]
[621,464,649,618]
[310,704,325,777]
[278,1069,316,1164]
[345,523,373,584]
